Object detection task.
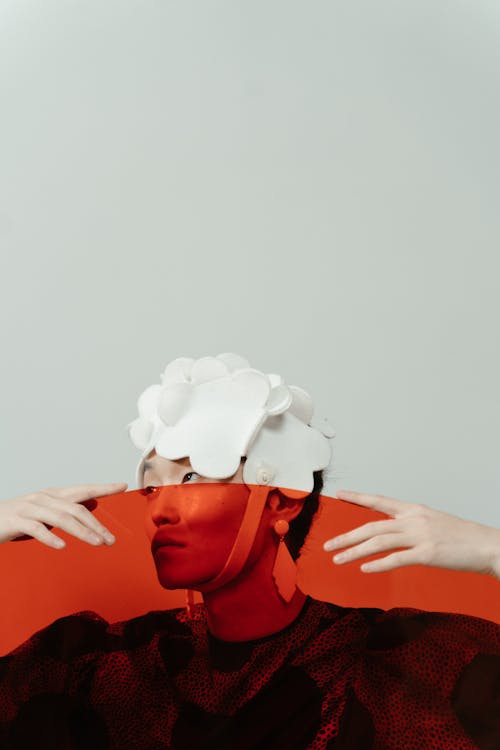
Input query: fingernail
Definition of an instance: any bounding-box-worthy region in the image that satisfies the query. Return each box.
[104,532,115,544]
[334,553,346,563]
[323,539,338,551]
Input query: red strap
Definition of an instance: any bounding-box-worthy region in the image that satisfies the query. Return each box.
[200,484,272,591]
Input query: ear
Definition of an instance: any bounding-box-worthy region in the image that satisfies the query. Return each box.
[266,488,305,523]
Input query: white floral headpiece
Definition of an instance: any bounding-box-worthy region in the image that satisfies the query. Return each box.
[126,353,335,498]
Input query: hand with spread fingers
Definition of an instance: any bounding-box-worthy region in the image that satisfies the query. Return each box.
[0,483,127,549]
[323,490,500,580]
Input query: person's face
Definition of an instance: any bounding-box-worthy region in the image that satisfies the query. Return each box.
[142,450,250,589]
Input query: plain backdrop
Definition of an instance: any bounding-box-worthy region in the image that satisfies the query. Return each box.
[0,0,499,530]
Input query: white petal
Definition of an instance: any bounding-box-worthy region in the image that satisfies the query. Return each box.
[288,385,314,424]
[189,437,243,478]
[267,373,284,387]
[155,428,191,461]
[137,384,161,420]
[216,353,250,372]
[128,418,153,450]
[161,358,195,385]
[152,372,269,477]
[232,369,270,406]
[310,416,336,438]
[157,382,191,425]
[265,384,292,415]
[190,356,229,384]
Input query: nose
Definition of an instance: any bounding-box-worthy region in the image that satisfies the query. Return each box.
[148,488,182,528]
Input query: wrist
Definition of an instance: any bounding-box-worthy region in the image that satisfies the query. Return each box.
[487,529,500,580]
[492,556,500,581]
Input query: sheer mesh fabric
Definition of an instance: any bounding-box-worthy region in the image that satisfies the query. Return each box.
[1,597,500,749]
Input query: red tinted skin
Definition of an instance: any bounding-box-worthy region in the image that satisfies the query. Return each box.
[142,450,308,641]
[143,452,247,590]
[146,483,250,590]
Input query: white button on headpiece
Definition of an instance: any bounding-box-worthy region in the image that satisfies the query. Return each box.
[256,462,276,485]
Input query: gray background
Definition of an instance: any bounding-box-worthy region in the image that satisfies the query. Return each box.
[1,1,499,527]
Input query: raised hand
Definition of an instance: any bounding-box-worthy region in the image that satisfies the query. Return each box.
[323,490,500,579]
[0,483,127,549]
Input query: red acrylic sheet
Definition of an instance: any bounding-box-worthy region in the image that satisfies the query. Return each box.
[1,486,499,655]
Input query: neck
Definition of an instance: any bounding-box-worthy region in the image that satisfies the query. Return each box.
[200,542,307,641]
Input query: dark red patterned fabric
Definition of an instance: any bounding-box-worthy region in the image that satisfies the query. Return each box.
[1,596,500,749]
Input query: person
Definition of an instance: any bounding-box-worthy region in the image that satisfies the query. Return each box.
[0,352,499,749]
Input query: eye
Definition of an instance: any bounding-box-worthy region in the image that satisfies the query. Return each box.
[141,485,160,496]
[182,471,201,483]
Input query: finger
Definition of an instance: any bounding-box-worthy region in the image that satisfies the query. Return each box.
[81,498,98,513]
[24,503,111,546]
[44,483,128,503]
[323,519,402,551]
[335,489,406,516]
[13,519,68,550]
[32,496,115,543]
[359,548,422,573]
[332,533,408,564]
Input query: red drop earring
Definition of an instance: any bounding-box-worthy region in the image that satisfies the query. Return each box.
[272,519,297,602]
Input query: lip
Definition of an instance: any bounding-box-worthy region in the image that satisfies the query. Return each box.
[151,536,186,554]
[153,544,185,554]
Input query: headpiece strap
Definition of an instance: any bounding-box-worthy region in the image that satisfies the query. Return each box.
[199,484,272,592]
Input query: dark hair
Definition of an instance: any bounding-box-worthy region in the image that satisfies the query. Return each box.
[285,469,324,561]
[240,457,324,561]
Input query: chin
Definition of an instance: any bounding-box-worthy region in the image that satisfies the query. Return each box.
[152,547,224,585]
[154,569,190,589]
[154,566,211,591]
[158,580,187,591]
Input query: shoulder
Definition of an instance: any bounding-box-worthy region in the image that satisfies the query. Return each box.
[4,610,111,662]
[358,606,500,652]
[5,605,194,662]
[307,598,500,653]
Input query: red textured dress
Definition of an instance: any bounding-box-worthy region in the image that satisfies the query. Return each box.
[1,596,500,749]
